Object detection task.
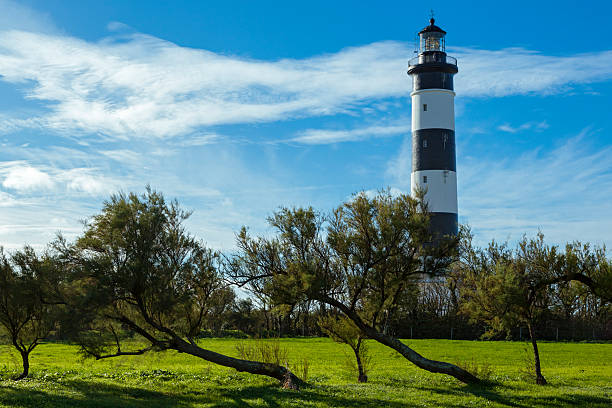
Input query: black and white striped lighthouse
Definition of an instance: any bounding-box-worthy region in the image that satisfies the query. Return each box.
[408,18,458,239]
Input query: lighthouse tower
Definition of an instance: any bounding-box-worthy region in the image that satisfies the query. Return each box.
[408,18,458,239]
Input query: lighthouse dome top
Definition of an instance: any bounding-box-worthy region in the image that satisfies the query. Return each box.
[419,18,446,35]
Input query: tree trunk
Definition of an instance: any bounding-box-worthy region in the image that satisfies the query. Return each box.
[173,338,303,389]
[370,328,479,384]
[527,323,547,385]
[353,339,367,383]
[15,351,30,380]
[320,295,480,384]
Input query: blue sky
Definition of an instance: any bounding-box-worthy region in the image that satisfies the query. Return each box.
[1,0,611,250]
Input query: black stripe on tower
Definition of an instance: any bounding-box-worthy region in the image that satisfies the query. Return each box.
[412,72,455,91]
[412,129,456,172]
[430,213,458,237]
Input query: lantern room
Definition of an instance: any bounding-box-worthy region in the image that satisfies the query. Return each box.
[419,18,446,53]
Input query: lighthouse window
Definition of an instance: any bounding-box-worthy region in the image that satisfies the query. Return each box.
[423,104,428,111]
[423,176,428,184]
[423,139,428,148]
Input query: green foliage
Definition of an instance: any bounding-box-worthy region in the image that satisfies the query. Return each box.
[61,188,230,357]
[562,242,612,302]
[234,340,289,367]
[55,188,304,387]
[318,315,362,350]
[234,339,311,381]
[0,246,65,378]
[457,230,612,385]
[230,190,457,335]
[455,358,494,382]
[228,190,482,383]
[458,230,612,337]
[318,314,373,382]
[457,232,555,337]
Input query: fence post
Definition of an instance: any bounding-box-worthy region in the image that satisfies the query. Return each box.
[519,327,522,341]
[556,327,559,342]
[410,326,413,339]
[451,327,454,340]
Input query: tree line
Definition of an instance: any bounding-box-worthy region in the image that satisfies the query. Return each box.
[1,188,610,388]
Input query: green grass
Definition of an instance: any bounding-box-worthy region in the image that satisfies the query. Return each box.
[1,338,611,407]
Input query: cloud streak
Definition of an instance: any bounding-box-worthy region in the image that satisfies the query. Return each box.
[459,130,612,244]
[289,123,411,145]
[1,28,612,140]
[453,47,612,97]
[497,120,549,134]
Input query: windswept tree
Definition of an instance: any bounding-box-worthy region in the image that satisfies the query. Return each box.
[457,231,612,385]
[457,233,556,384]
[59,188,302,389]
[227,190,480,384]
[0,247,64,380]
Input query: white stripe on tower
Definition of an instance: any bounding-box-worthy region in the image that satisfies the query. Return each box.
[411,89,455,132]
[411,169,457,213]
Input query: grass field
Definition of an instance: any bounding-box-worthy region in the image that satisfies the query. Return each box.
[0,338,611,407]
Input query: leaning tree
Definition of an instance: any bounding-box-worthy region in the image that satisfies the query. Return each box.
[58,188,302,389]
[456,233,557,384]
[227,190,480,384]
[0,246,64,379]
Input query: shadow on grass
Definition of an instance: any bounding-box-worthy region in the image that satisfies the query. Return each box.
[414,382,612,408]
[0,380,186,408]
[1,378,610,408]
[0,380,411,408]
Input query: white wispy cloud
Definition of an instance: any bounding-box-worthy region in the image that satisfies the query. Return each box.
[0,156,141,249]
[497,120,549,133]
[0,190,16,207]
[99,149,142,163]
[0,161,118,196]
[1,27,611,140]
[63,170,113,195]
[0,198,88,250]
[453,47,612,97]
[385,136,412,185]
[174,134,221,147]
[0,31,407,139]
[289,123,411,145]
[0,138,348,250]
[0,0,57,34]
[459,129,612,244]
[0,163,54,191]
